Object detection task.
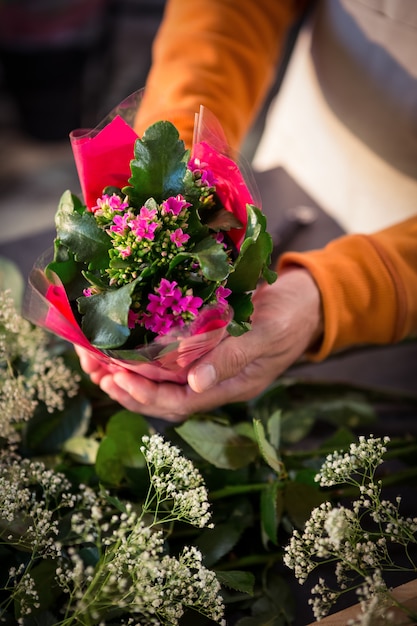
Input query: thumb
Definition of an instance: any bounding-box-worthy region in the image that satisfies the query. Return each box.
[187,337,253,393]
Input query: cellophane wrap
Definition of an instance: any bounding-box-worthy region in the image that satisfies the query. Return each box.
[23,89,262,383]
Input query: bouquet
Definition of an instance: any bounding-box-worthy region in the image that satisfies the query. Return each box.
[24,90,276,382]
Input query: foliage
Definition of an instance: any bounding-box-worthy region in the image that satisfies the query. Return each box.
[1,259,417,625]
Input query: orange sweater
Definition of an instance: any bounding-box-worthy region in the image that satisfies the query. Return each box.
[134,0,417,360]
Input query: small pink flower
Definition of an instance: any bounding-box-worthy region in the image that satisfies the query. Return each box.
[143,312,176,335]
[83,287,93,297]
[147,293,167,316]
[215,285,232,307]
[173,294,203,317]
[128,309,140,329]
[215,232,227,249]
[188,158,217,188]
[108,194,129,211]
[110,212,130,234]
[119,246,131,258]
[170,228,190,248]
[91,193,128,214]
[138,205,158,221]
[130,216,159,240]
[162,194,191,216]
[157,278,180,300]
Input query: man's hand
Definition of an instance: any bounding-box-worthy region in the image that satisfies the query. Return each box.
[76,268,323,421]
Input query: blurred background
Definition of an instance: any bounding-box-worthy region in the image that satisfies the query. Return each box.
[0,0,415,397]
[0,0,169,248]
[0,0,287,254]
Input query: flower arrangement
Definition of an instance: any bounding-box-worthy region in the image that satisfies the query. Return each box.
[23,92,276,382]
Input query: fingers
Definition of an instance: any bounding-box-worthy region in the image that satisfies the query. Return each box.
[187,335,259,393]
[109,371,201,421]
[110,355,275,422]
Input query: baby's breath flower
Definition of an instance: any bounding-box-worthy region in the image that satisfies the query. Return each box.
[315,435,390,487]
[0,290,80,444]
[285,435,417,623]
[140,433,213,528]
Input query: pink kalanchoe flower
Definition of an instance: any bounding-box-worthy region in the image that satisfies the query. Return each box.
[147,293,168,316]
[83,287,93,297]
[157,278,181,300]
[144,279,203,336]
[215,285,232,307]
[215,231,227,249]
[130,216,159,240]
[173,293,203,317]
[138,205,158,221]
[90,193,129,214]
[188,158,217,188]
[128,309,140,329]
[108,194,129,211]
[119,245,131,258]
[170,228,190,248]
[143,312,177,335]
[162,194,191,216]
[110,212,130,234]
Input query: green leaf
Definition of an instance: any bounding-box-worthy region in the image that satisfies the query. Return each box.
[105,410,149,468]
[26,559,61,613]
[226,205,276,293]
[54,190,111,271]
[176,419,258,469]
[227,291,254,329]
[170,237,231,282]
[267,410,281,450]
[196,498,253,566]
[314,397,377,428]
[62,436,100,464]
[95,437,125,486]
[284,481,326,529]
[95,411,150,486]
[319,426,356,453]
[260,481,283,546]
[78,278,140,349]
[234,573,294,626]
[0,257,24,308]
[226,318,252,337]
[46,239,78,284]
[79,545,100,568]
[125,121,188,205]
[253,419,284,475]
[22,395,91,454]
[279,408,316,445]
[216,570,255,595]
[197,522,247,567]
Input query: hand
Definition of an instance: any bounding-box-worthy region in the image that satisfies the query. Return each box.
[75,268,323,421]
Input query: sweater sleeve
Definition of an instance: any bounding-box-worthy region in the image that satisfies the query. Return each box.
[134,0,305,149]
[278,216,417,360]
